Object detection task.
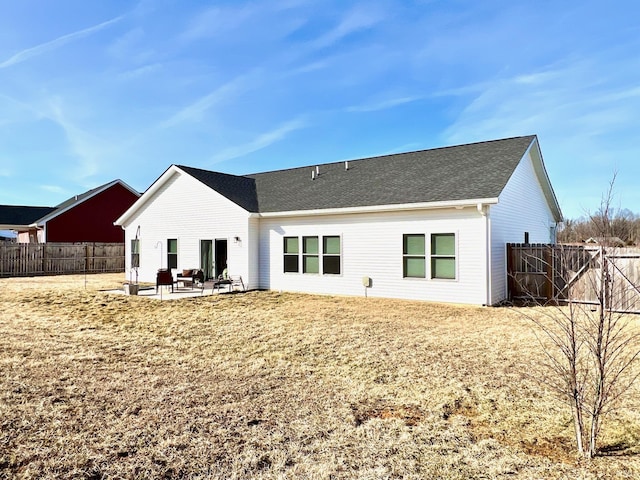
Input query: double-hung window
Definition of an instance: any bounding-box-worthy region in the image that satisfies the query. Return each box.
[131,239,140,269]
[322,236,341,274]
[303,236,319,273]
[167,238,178,269]
[430,233,456,279]
[403,234,426,278]
[284,237,299,273]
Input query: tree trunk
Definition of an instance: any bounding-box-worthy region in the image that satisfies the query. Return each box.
[571,392,585,455]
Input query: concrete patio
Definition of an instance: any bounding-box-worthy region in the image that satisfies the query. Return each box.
[106,280,241,300]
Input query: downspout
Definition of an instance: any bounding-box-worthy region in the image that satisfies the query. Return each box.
[477,203,491,306]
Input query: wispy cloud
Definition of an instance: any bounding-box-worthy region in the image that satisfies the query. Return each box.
[117,62,163,81]
[287,60,331,76]
[40,184,68,195]
[160,73,255,128]
[442,57,640,217]
[0,167,11,177]
[0,93,47,122]
[180,5,258,41]
[0,15,124,69]
[311,5,385,50]
[209,117,308,164]
[347,95,423,113]
[107,27,156,64]
[0,94,109,185]
[443,60,638,145]
[46,98,107,182]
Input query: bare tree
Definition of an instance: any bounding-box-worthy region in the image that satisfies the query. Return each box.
[515,175,640,458]
[557,173,640,246]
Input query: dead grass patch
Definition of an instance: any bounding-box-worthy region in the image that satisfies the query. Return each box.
[352,401,426,427]
[1,274,639,479]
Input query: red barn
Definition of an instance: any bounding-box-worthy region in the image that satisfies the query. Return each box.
[0,180,140,243]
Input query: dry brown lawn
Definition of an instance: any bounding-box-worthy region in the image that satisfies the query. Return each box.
[1,274,639,479]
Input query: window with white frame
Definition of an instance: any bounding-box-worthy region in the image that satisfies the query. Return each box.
[284,237,299,273]
[403,234,426,278]
[167,238,178,269]
[284,235,341,275]
[322,236,341,274]
[131,239,140,268]
[430,233,456,279]
[303,236,319,273]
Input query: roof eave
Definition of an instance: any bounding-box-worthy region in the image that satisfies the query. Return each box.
[0,224,39,230]
[255,197,499,218]
[38,179,140,225]
[526,138,563,223]
[115,166,181,226]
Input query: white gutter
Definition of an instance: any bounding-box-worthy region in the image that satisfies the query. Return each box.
[477,202,492,306]
[258,197,499,218]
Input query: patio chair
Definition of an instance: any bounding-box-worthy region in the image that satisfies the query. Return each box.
[176,269,205,291]
[229,275,245,292]
[156,268,174,293]
[211,274,245,293]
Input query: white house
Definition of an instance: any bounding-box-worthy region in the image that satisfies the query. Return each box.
[115,135,562,305]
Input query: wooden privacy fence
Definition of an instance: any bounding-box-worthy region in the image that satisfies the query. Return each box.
[0,243,125,277]
[507,243,640,313]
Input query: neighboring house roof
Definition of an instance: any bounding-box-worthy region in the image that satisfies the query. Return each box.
[31,179,139,226]
[0,205,56,229]
[0,230,16,240]
[117,135,563,225]
[584,236,626,246]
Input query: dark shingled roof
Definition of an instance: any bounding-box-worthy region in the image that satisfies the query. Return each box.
[179,135,537,213]
[0,205,56,226]
[176,166,259,212]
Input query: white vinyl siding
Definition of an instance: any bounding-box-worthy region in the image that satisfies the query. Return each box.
[122,171,255,287]
[259,208,486,304]
[490,146,558,304]
[247,216,260,289]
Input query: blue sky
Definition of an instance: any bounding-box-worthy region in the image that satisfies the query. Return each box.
[1,0,639,220]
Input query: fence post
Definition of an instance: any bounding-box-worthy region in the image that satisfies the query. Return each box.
[506,243,514,301]
[545,245,554,302]
[602,246,610,311]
